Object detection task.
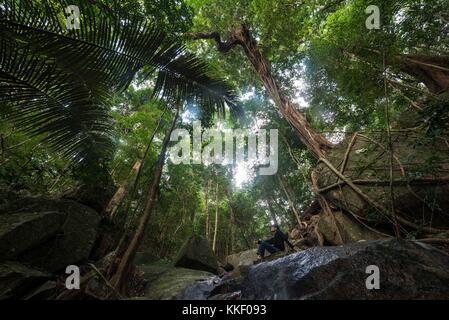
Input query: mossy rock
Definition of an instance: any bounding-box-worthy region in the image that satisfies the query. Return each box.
[0,194,100,272]
[0,212,65,261]
[138,264,214,300]
[0,262,51,299]
[18,200,100,272]
[174,236,219,274]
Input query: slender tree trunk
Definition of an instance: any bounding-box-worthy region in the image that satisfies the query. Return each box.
[229,202,236,254]
[104,160,141,219]
[204,179,211,240]
[190,25,333,159]
[277,175,302,225]
[106,107,167,220]
[224,188,236,254]
[212,181,219,253]
[105,230,132,279]
[157,224,169,257]
[110,107,180,292]
[239,228,251,250]
[126,107,168,203]
[267,196,279,226]
[173,219,184,237]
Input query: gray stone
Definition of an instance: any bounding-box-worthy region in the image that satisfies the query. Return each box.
[0,262,51,300]
[183,239,449,300]
[19,200,100,272]
[0,212,65,260]
[0,194,101,272]
[23,281,58,300]
[138,263,215,300]
[174,236,219,274]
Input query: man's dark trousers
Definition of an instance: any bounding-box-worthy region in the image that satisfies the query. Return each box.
[257,240,279,257]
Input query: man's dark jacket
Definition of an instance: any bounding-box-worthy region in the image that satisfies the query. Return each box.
[266,230,294,251]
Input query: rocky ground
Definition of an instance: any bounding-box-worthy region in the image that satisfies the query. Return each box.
[133,237,449,300]
[1,190,449,300]
[182,239,449,300]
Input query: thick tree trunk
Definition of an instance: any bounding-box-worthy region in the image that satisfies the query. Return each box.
[212,181,219,253]
[110,107,180,292]
[394,54,449,95]
[277,175,302,225]
[345,48,449,95]
[190,25,333,159]
[104,160,141,219]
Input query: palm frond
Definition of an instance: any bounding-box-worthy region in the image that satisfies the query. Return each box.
[151,48,242,120]
[0,0,241,162]
[1,0,174,90]
[0,0,174,161]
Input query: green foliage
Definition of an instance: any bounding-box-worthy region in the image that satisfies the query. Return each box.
[96,0,195,34]
[305,0,449,132]
[2,0,448,263]
[0,0,238,164]
[422,93,449,137]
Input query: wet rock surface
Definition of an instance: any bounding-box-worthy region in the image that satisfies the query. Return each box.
[181,239,449,300]
[138,262,216,300]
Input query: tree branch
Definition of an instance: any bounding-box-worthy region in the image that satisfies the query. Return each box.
[189,31,242,53]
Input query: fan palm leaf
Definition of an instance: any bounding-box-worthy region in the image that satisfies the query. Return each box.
[0,0,240,161]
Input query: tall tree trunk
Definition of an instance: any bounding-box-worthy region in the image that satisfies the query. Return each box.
[224,188,236,254]
[212,181,219,253]
[267,196,279,226]
[126,107,168,204]
[104,160,141,219]
[190,25,333,159]
[277,175,302,225]
[228,202,236,254]
[204,179,211,240]
[110,107,180,292]
[106,107,167,220]
[238,226,251,250]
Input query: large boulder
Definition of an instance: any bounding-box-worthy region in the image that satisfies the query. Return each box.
[318,210,381,245]
[182,239,449,299]
[0,212,65,260]
[0,262,51,300]
[226,249,258,270]
[138,262,215,300]
[0,194,101,272]
[226,248,289,275]
[174,236,219,274]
